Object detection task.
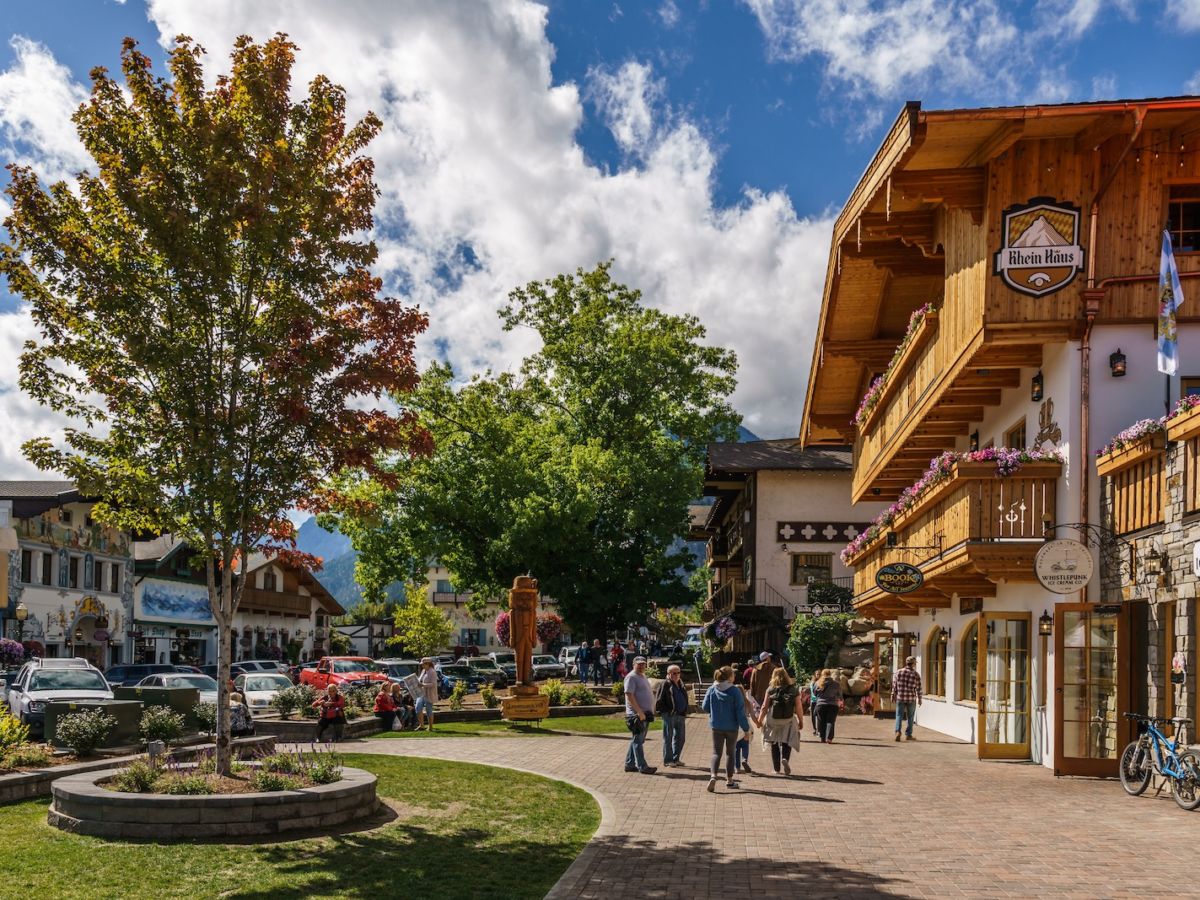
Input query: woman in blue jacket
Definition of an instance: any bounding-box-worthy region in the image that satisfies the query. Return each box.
[701,665,751,792]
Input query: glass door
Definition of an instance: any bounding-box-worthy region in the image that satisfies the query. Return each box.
[872,632,896,715]
[976,612,1031,759]
[1054,604,1123,777]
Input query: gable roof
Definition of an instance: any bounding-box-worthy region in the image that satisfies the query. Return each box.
[707,440,853,473]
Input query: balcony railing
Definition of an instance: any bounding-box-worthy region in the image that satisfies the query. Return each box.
[848,461,1060,613]
[702,579,744,622]
[240,587,312,616]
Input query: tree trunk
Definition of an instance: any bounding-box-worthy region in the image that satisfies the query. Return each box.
[213,559,234,775]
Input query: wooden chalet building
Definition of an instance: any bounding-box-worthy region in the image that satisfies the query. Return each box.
[690,440,883,660]
[801,96,1200,775]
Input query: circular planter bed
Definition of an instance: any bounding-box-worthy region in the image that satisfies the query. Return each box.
[47,765,378,840]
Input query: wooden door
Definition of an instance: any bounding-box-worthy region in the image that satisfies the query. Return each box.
[871,632,896,715]
[1054,603,1125,777]
[976,612,1032,759]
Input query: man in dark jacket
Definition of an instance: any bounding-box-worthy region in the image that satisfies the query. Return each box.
[659,664,690,767]
[749,651,777,708]
[589,639,606,686]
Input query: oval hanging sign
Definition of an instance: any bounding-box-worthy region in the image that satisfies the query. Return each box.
[876,562,923,594]
[1035,539,1093,594]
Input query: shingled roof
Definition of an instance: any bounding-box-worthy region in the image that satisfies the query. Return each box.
[707,440,852,473]
[0,480,78,499]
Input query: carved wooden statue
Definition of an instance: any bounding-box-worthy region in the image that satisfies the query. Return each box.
[509,575,539,687]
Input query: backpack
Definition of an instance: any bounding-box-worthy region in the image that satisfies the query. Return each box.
[769,684,797,720]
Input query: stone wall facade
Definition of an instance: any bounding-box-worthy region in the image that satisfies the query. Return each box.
[1101,438,1196,726]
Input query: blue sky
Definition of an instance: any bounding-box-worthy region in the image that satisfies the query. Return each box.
[1,0,1199,474]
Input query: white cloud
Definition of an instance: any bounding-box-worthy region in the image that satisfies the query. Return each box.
[1091,73,1117,99]
[659,0,682,27]
[1166,0,1200,31]
[1187,69,1200,94]
[0,0,833,479]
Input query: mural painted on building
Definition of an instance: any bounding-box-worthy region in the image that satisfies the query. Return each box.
[16,513,131,556]
[138,579,214,624]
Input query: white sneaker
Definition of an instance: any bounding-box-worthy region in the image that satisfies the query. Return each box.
[782,760,791,776]
[707,777,717,793]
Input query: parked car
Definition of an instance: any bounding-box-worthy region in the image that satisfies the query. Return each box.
[435,664,482,698]
[233,672,295,715]
[487,651,518,681]
[103,663,177,687]
[173,665,203,674]
[557,645,585,678]
[290,661,319,682]
[6,658,113,735]
[237,659,292,676]
[135,672,220,705]
[456,656,509,688]
[682,627,703,652]
[298,657,391,691]
[532,654,567,680]
[374,658,421,687]
[200,662,261,681]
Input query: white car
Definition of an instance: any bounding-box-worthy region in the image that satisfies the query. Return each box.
[682,627,704,652]
[136,672,220,705]
[6,658,113,736]
[532,654,567,680]
[234,672,295,715]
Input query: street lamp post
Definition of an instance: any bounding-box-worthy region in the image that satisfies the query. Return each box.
[14,601,28,644]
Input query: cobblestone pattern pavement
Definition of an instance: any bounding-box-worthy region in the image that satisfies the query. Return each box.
[344,716,1200,899]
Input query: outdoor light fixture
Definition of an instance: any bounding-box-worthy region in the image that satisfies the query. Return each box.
[73,628,84,643]
[939,628,949,643]
[1110,348,1127,377]
[1031,371,1044,402]
[14,601,27,623]
[1038,611,1053,637]
[886,531,898,547]
[969,430,980,452]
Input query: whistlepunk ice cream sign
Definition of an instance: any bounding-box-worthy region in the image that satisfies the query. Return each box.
[993,197,1085,297]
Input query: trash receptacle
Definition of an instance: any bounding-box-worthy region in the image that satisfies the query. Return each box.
[44,699,144,749]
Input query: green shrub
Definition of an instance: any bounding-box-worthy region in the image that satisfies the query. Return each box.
[480,683,499,709]
[54,710,116,756]
[448,679,468,710]
[193,702,217,733]
[644,664,662,679]
[562,684,598,706]
[140,706,186,745]
[259,752,299,775]
[271,684,315,719]
[342,684,377,717]
[787,613,855,676]
[251,769,300,792]
[112,760,159,793]
[539,678,565,706]
[1,743,52,769]
[611,681,625,700]
[158,773,213,795]
[0,707,30,753]
[308,753,343,785]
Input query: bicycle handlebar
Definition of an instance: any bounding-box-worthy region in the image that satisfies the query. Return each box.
[1124,712,1193,725]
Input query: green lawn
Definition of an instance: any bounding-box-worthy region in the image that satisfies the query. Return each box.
[0,754,599,900]
[376,714,662,738]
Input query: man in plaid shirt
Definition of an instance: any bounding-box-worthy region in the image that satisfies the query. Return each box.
[891,656,922,742]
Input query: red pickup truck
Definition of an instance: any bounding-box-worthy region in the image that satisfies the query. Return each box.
[299,657,390,691]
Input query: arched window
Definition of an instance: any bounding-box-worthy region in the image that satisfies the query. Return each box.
[926,626,947,697]
[960,619,979,702]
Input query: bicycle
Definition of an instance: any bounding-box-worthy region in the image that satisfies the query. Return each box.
[1119,712,1200,810]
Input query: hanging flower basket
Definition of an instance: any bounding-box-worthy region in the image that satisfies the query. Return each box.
[495,611,511,647]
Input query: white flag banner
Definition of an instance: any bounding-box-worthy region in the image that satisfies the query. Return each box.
[1159,229,1186,376]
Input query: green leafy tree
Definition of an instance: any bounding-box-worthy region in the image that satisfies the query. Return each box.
[390,584,454,658]
[1,35,428,772]
[787,613,855,677]
[327,630,352,656]
[653,607,692,643]
[327,262,739,639]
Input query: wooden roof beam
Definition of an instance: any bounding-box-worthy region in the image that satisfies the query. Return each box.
[1074,113,1135,153]
[963,121,1025,167]
[890,168,985,224]
[955,368,1021,389]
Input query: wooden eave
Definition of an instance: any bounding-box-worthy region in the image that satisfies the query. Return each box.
[801,95,1200,448]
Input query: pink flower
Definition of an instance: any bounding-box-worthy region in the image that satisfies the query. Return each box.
[852,303,936,428]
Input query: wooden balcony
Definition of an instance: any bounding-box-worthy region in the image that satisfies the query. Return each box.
[705,533,728,564]
[239,587,312,616]
[701,579,743,622]
[1169,406,1200,516]
[1096,433,1166,536]
[847,461,1061,617]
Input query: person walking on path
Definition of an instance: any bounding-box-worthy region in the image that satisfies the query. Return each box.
[702,665,751,792]
[813,668,843,744]
[757,668,803,775]
[892,656,923,741]
[623,656,657,774]
[313,684,347,743]
[658,664,690,767]
[749,651,777,708]
[807,673,820,737]
[373,683,397,732]
[576,642,591,684]
[590,639,606,686]
[416,658,439,731]
[610,640,626,684]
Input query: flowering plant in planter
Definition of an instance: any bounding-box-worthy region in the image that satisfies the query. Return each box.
[852,302,936,427]
[713,616,739,641]
[1168,394,1200,421]
[0,638,24,670]
[1095,417,1166,457]
[840,446,1064,564]
[494,611,510,647]
[536,613,563,645]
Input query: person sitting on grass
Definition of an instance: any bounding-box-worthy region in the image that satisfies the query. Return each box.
[313,684,347,743]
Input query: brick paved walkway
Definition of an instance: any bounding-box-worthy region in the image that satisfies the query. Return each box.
[348,716,1200,898]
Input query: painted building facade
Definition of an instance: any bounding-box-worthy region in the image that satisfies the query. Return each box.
[801,97,1200,775]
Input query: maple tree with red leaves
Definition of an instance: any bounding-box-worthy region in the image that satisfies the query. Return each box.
[1,34,428,772]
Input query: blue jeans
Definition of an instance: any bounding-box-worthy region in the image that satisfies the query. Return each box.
[735,738,750,767]
[578,661,590,682]
[895,700,917,736]
[625,716,649,770]
[662,712,686,764]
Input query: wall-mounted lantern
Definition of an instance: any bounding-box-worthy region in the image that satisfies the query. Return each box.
[1109,348,1127,377]
[1038,610,1053,636]
[969,430,980,452]
[1031,370,1044,402]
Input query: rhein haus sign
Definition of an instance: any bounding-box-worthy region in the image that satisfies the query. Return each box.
[1035,539,1093,594]
[993,197,1084,297]
[876,562,924,594]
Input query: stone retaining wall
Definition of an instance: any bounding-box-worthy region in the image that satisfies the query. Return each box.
[0,735,274,805]
[48,765,378,839]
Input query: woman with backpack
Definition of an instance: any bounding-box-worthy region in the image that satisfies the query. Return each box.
[756,667,803,775]
[813,668,844,743]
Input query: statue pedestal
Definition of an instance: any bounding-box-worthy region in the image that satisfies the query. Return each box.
[502,684,550,721]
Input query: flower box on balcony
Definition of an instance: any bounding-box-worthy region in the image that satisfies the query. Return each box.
[1095,433,1165,478]
[1167,403,1200,443]
[856,309,938,434]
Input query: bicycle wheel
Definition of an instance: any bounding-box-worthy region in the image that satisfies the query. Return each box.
[1119,739,1152,796]
[1172,750,1200,811]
